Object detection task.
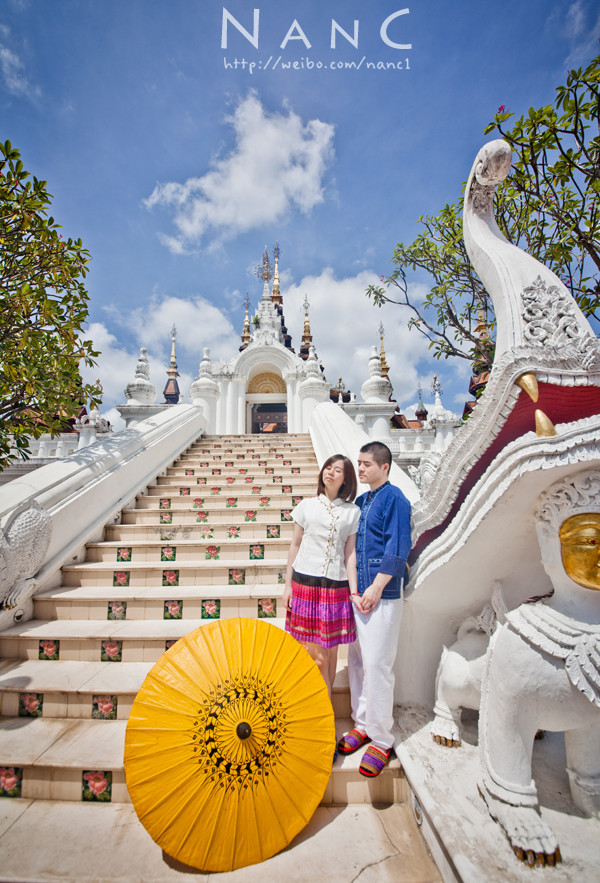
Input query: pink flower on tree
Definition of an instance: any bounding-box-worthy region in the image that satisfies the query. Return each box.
[21,693,40,714]
[498,104,505,112]
[83,771,108,796]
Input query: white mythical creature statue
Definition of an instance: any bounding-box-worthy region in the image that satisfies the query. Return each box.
[478,471,600,865]
[0,501,52,630]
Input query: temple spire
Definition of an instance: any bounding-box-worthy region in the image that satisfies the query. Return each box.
[415,383,428,422]
[272,241,282,306]
[240,293,251,350]
[299,294,313,360]
[379,321,390,377]
[163,324,181,404]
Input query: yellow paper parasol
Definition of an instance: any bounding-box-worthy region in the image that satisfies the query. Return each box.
[124,618,335,872]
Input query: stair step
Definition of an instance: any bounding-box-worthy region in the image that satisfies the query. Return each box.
[0,717,403,805]
[0,659,351,720]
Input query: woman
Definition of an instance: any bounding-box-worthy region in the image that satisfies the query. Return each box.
[283,454,360,698]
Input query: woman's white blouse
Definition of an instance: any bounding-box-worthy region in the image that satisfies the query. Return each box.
[292,495,360,580]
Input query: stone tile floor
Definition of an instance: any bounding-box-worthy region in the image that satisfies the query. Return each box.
[0,800,441,882]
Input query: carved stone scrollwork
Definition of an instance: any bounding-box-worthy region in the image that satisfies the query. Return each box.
[0,501,52,630]
[521,276,600,369]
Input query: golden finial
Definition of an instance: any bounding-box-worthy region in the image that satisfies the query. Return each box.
[241,294,251,344]
[302,294,312,346]
[379,321,389,376]
[272,241,282,305]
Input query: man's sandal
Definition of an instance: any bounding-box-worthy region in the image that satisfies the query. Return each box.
[359,745,391,777]
[337,728,371,755]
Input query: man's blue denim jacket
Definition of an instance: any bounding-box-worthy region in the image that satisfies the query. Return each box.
[355,481,411,599]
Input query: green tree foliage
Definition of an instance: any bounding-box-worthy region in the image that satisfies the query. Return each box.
[367,55,600,370]
[0,140,102,468]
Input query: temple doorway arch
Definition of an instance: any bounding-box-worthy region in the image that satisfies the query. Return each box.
[245,370,288,433]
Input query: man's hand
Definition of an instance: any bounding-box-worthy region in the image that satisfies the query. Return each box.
[356,573,392,614]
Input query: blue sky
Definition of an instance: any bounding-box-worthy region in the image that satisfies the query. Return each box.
[2,0,599,428]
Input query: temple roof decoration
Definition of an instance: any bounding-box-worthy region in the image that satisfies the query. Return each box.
[379,322,390,377]
[240,294,251,351]
[163,325,181,404]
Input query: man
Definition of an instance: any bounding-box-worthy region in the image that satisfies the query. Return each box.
[337,441,411,777]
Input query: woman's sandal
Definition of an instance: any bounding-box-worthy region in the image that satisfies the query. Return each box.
[337,728,371,755]
[359,745,391,777]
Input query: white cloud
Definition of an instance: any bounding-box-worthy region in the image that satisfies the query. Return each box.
[282,268,437,407]
[144,92,335,251]
[560,1,600,65]
[0,37,40,100]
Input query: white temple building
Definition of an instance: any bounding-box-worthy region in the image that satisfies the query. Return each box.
[116,244,459,482]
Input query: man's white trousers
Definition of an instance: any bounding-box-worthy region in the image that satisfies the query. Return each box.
[348,597,403,749]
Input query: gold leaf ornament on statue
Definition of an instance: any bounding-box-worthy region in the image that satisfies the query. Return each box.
[124,618,335,872]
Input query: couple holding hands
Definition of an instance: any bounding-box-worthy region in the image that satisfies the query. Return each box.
[283,442,411,777]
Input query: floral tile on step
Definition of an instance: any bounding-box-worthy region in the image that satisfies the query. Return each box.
[107,601,127,620]
[159,498,171,510]
[225,461,233,467]
[292,496,303,505]
[193,497,204,508]
[179,487,190,496]
[249,543,264,560]
[259,497,270,507]
[196,511,208,522]
[258,598,276,618]
[211,468,221,475]
[202,599,221,620]
[282,485,292,493]
[210,487,220,495]
[251,486,261,494]
[281,509,293,522]
[39,640,59,660]
[82,770,112,802]
[101,640,122,662]
[229,568,245,585]
[199,462,209,467]
[92,695,117,720]
[164,600,183,620]
[197,476,207,484]
[161,545,177,562]
[200,526,214,539]
[185,469,194,476]
[113,571,130,588]
[278,571,285,584]
[258,460,267,466]
[245,510,257,522]
[0,767,23,798]
[265,467,274,474]
[205,545,220,561]
[226,497,238,508]
[226,476,235,484]
[160,512,172,524]
[165,639,178,650]
[276,453,284,459]
[283,460,291,465]
[291,467,301,474]
[19,692,43,717]
[116,546,132,562]
[239,468,247,474]
[237,454,245,459]
[163,569,179,587]
[227,525,240,538]
[267,524,280,538]
[273,476,282,483]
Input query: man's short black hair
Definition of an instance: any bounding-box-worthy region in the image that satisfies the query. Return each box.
[359,441,392,469]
